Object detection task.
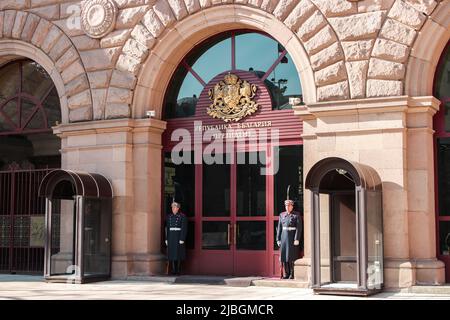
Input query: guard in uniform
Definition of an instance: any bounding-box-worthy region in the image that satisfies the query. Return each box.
[165,200,188,275]
[276,188,302,279]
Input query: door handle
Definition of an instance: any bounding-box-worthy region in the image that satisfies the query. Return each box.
[227,223,231,246]
[234,223,237,245]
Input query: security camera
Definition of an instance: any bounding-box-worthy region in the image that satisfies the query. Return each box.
[146,110,156,118]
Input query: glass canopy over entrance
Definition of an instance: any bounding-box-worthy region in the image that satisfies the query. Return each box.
[305,157,383,295]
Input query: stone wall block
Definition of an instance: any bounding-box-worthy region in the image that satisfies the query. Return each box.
[110,70,137,89]
[69,106,92,122]
[56,46,79,72]
[310,42,344,71]
[80,47,121,71]
[388,0,426,30]
[314,61,347,86]
[11,11,28,39]
[40,25,63,53]
[311,0,357,17]
[184,0,201,14]
[341,40,375,61]
[105,104,131,119]
[100,29,132,48]
[88,70,112,89]
[28,4,60,21]
[303,25,337,56]
[21,13,40,42]
[142,8,165,38]
[65,74,90,98]
[284,0,315,30]
[68,90,92,109]
[168,0,188,20]
[317,80,349,101]
[107,87,133,104]
[49,35,71,61]
[30,18,52,47]
[273,0,301,22]
[366,79,403,97]
[372,38,409,63]
[3,10,17,38]
[328,11,384,41]
[368,58,405,80]
[379,18,417,46]
[0,0,28,10]
[297,10,326,42]
[116,6,148,29]
[346,60,368,98]
[131,24,156,49]
[153,0,176,27]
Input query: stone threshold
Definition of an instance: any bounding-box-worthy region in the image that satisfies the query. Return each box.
[126,275,309,288]
[399,284,450,295]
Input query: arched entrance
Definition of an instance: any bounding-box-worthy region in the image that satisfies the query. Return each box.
[434,41,450,282]
[161,30,304,277]
[0,59,61,274]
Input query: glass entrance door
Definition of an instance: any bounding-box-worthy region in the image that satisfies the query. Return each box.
[200,151,268,276]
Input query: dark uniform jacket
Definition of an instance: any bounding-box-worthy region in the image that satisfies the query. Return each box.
[277,211,302,262]
[165,212,188,261]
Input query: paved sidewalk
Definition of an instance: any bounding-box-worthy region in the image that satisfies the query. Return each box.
[0,275,449,300]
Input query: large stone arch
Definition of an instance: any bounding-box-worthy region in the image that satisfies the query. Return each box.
[106,0,361,119]
[404,0,450,96]
[367,0,445,98]
[0,10,93,123]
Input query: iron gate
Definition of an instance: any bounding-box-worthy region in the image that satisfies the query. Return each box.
[0,168,52,274]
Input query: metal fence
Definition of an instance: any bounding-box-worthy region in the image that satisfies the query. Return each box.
[0,168,52,274]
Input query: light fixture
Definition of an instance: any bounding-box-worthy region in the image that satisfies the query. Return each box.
[336,168,347,175]
[146,110,156,118]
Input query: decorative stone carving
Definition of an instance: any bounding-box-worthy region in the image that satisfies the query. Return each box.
[81,0,117,39]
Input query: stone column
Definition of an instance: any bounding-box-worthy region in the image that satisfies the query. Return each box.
[129,119,167,275]
[54,118,167,279]
[294,96,445,289]
[406,97,445,285]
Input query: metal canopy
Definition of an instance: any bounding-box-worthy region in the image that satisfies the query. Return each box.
[305,157,382,192]
[38,169,113,198]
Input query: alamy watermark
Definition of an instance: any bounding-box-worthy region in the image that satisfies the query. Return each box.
[170,121,280,175]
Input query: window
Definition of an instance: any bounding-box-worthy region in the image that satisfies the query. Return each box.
[0,60,60,135]
[164,31,302,119]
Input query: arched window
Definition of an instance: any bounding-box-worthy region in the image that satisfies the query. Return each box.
[434,42,450,268]
[164,31,302,119]
[0,60,61,135]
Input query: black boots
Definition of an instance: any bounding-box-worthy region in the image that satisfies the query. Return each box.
[289,261,295,279]
[170,261,181,275]
[283,262,290,279]
[282,262,295,279]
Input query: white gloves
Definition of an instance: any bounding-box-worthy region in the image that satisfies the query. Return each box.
[277,241,281,247]
[294,240,299,246]
[165,240,168,246]
[179,240,184,244]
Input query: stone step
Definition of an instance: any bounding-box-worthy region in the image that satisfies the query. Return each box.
[405,285,450,295]
[251,278,310,288]
[126,275,262,286]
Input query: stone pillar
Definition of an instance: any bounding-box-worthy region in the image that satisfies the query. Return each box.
[54,118,167,279]
[294,96,445,289]
[129,120,167,275]
[406,97,445,285]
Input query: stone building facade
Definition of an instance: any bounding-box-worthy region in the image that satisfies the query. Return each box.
[0,0,449,289]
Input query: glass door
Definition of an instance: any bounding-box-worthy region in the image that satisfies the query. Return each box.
[234,151,268,276]
[200,153,233,274]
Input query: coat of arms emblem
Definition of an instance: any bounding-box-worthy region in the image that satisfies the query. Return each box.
[207,73,258,122]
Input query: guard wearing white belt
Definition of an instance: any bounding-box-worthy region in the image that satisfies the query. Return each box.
[276,186,302,279]
[165,200,188,275]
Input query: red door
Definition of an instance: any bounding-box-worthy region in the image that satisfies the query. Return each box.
[194,148,269,276]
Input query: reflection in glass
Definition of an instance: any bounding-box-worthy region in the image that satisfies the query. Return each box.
[438,138,450,216]
[0,63,20,104]
[164,152,195,217]
[237,152,266,217]
[367,191,383,289]
[203,158,230,217]
[191,37,231,85]
[164,31,303,119]
[274,146,303,215]
[202,221,230,250]
[50,198,75,275]
[434,46,450,132]
[236,221,266,250]
[186,221,195,250]
[83,199,111,276]
[332,194,356,282]
[439,221,450,256]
